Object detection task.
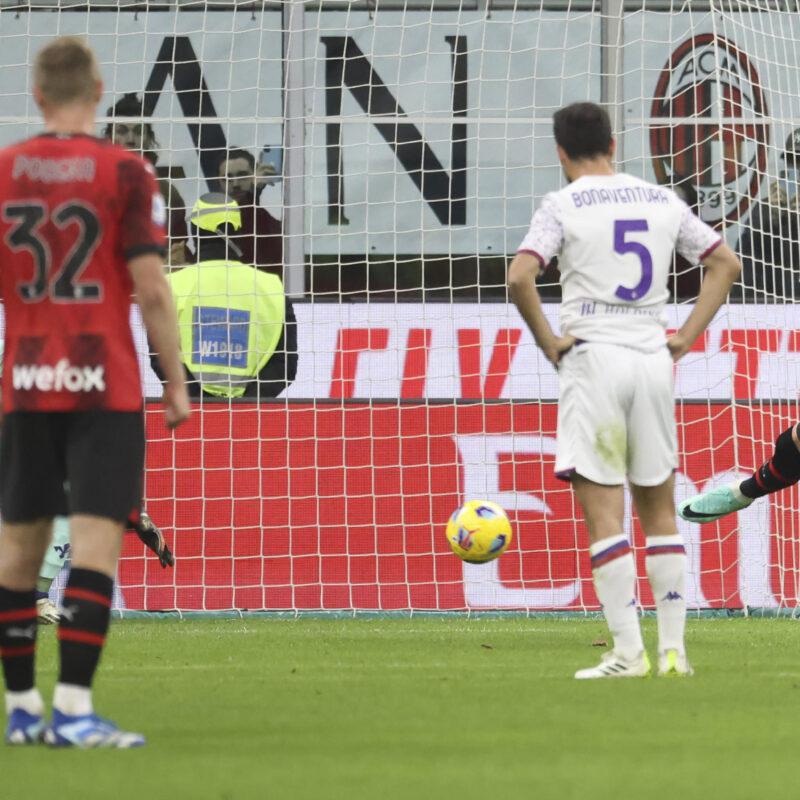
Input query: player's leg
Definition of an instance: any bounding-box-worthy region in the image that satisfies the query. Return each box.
[630,477,693,677]
[0,411,69,744]
[679,423,800,522]
[50,515,123,719]
[45,410,146,749]
[572,476,649,679]
[628,346,690,676]
[36,516,71,624]
[556,344,649,679]
[0,520,52,743]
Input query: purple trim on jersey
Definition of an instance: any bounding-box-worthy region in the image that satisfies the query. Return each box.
[515,249,546,270]
[646,544,686,556]
[555,467,576,483]
[591,540,632,569]
[699,239,723,260]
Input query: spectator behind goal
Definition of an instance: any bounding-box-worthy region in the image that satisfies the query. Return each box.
[151,193,297,399]
[216,147,283,276]
[737,129,800,301]
[103,92,188,266]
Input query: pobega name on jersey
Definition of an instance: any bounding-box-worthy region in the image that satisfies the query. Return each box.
[12,360,106,393]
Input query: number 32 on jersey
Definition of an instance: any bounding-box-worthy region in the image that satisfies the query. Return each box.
[2,200,102,302]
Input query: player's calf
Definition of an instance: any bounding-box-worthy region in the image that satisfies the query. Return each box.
[645,534,688,658]
[51,568,113,728]
[587,534,646,663]
[0,587,40,734]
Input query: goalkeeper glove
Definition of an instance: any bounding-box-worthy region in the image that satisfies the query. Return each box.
[127,509,175,568]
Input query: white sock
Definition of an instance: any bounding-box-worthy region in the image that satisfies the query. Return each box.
[5,687,44,716]
[53,683,93,717]
[645,534,687,654]
[589,534,644,661]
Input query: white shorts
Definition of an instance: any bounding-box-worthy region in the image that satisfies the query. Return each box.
[554,342,677,486]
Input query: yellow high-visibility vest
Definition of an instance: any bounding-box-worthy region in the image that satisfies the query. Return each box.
[167,259,285,398]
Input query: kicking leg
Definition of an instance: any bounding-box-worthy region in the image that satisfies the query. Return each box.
[679,423,800,523]
[740,423,800,499]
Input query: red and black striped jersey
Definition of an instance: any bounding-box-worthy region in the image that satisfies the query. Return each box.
[0,133,166,412]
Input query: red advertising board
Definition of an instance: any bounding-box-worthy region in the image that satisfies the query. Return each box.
[118,402,800,612]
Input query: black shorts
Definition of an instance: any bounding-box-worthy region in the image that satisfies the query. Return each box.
[0,410,145,524]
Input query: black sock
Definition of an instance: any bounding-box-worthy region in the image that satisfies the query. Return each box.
[0,586,37,692]
[58,568,113,688]
[741,425,800,499]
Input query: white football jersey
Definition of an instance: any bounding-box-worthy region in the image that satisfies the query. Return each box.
[516,173,721,351]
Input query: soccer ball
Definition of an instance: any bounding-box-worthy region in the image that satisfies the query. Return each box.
[445,500,512,563]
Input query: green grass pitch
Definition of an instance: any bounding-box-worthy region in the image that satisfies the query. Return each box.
[6,616,800,800]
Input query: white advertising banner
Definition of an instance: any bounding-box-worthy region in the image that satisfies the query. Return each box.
[0,10,797,252]
[130,302,800,401]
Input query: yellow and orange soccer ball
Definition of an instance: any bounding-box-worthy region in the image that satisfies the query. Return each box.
[445,500,512,564]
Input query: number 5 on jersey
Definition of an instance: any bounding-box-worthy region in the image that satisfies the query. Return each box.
[614,218,653,302]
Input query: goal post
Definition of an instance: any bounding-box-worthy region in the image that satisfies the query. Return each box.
[1,0,799,613]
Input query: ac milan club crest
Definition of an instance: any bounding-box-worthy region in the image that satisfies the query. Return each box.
[650,33,769,229]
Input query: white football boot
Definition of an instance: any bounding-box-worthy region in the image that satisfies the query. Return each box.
[658,649,694,677]
[575,650,651,679]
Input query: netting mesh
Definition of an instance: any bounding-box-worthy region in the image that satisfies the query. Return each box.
[3,0,800,611]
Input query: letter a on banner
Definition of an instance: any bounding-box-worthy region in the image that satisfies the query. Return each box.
[143,37,228,186]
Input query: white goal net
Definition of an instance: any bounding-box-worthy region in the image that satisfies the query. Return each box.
[2,0,800,613]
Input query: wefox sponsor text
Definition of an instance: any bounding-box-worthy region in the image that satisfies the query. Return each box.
[12,360,106,392]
